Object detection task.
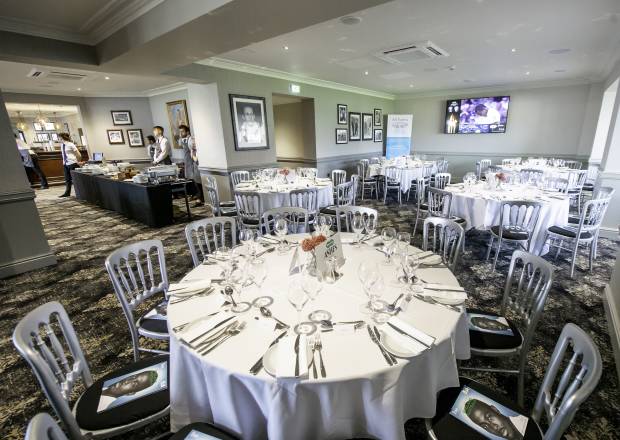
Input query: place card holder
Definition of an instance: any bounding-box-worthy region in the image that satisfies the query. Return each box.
[315,233,345,282]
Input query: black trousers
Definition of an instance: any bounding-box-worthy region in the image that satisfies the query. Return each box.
[62,163,79,195]
[25,155,49,188]
[194,181,204,203]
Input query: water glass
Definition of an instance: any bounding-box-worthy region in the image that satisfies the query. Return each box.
[381,227,396,265]
[288,278,316,335]
[274,217,289,253]
[352,214,364,247]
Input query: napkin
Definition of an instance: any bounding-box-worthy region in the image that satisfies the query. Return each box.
[414,250,434,259]
[180,312,235,344]
[424,283,465,292]
[424,289,467,304]
[382,326,427,356]
[387,316,435,347]
[275,334,308,378]
[419,254,443,266]
[169,279,211,295]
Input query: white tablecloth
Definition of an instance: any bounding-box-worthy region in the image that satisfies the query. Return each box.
[168,233,470,439]
[235,178,334,211]
[498,164,571,180]
[446,183,570,255]
[368,165,426,193]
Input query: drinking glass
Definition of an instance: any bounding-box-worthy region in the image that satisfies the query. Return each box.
[301,265,323,304]
[288,278,317,335]
[274,217,289,253]
[351,214,364,247]
[248,260,267,290]
[402,253,420,287]
[365,215,377,239]
[381,227,396,265]
[239,229,253,255]
[358,262,380,313]
[396,231,411,253]
[317,215,332,236]
[225,266,251,313]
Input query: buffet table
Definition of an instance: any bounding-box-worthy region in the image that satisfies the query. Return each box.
[71,170,190,227]
[167,233,470,439]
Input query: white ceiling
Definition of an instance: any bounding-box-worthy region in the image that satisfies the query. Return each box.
[208,0,620,94]
[0,0,164,44]
[0,60,177,96]
[5,103,79,118]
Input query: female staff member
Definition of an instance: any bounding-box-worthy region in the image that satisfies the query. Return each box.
[179,124,204,207]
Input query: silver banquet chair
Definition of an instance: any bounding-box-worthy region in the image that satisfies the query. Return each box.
[432,172,451,189]
[204,185,237,218]
[230,170,250,187]
[13,302,170,439]
[205,176,236,212]
[426,322,601,440]
[331,169,346,187]
[357,160,378,200]
[185,217,237,267]
[105,239,170,361]
[262,207,309,234]
[234,191,263,231]
[289,188,319,220]
[334,205,379,233]
[382,166,403,205]
[461,250,554,406]
[422,217,464,272]
[26,413,69,440]
[476,159,492,180]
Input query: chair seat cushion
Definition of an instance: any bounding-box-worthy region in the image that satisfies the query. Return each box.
[219,200,236,208]
[567,216,579,224]
[320,206,337,216]
[466,309,523,350]
[547,225,592,239]
[137,304,169,336]
[430,377,542,440]
[490,225,529,241]
[75,355,170,431]
[241,217,260,226]
[452,216,466,224]
[169,422,239,440]
[220,208,237,217]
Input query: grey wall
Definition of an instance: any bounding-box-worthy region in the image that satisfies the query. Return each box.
[273,100,316,161]
[148,89,191,162]
[394,83,602,179]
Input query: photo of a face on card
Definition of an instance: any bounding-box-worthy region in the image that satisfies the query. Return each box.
[450,385,528,440]
[97,361,167,413]
[468,313,514,336]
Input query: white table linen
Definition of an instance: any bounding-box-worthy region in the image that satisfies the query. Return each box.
[498,164,571,180]
[235,178,334,211]
[446,183,570,255]
[168,233,470,440]
[368,161,436,193]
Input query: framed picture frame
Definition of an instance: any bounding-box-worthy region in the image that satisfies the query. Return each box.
[349,112,361,141]
[33,122,43,131]
[337,104,348,125]
[166,100,189,149]
[127,129,144,147]
[229,94,269,150]
[362,113,373,140]
[44,122,56,130]
[374,108,382,126]
[36,133,50,142]
[335,128,348,144]
[107,129,125,144]
[373,128,383,143]
[111,110,133,126]
[51,133,59,142]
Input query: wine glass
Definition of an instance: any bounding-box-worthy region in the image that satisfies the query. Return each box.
[248,260,267,289]
[274,217,289,253]
[358,262,380,313]
[239,229,253,255]
[225,265,251,313]
[402,253,420,287]
[317,215,332,236]
[351,214,364,247]
[396,231,411,253]
[288,278,317,336]
[301,265,323,304]
[365,215,377,240]
[381,227,397,265]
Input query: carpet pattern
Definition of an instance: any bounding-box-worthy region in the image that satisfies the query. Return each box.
[0,188,618,440]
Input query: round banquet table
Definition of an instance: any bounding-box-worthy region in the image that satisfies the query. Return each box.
[498,164,572,180]
[167,233,470,440]
[445,182,570,255]
[368,164,432,193]
[234,178,334,211]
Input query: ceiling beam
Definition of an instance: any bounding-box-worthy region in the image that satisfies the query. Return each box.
[0,31,97,67]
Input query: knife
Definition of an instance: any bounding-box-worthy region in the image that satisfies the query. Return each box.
[424,285,465,293]
[249,330,288,375]
[387,321,431,348]
[367,326,393,366]
[373,326,397,364]
[294,334,301,377]
[188,315,235,344]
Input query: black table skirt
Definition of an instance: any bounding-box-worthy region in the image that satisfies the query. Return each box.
[71,171,180,227]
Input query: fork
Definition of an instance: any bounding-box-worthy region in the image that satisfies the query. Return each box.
[316,335,326,378]
[199,322,246,355]
[310,338,319,379]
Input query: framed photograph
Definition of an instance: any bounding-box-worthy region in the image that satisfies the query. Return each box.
[335,128,348,144]
[36,133,50,142]
[44,122,56,130]
[111,110,133,126]
[362,113,373,140]
[51,133,59,142]
[373,128,383,143]
[18,130,26,142]
[349,112,361,141]
[374,108,382,126]
[107,129,125,144]
[229,94,269,150]
[33,122,43,131]
[127,129,144,147]
[337,104,348,125]
[166,100,189,149]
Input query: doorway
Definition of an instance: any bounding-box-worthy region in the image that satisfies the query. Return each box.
[272,93,316,169]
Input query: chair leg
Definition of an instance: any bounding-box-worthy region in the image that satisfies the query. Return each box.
[589,240,595,272]
[517,368,525,408]
[570,241,579,278]
[485,235,494,261]
[413,211,420,235]
[554,239,563,260]
[492,238,502,272]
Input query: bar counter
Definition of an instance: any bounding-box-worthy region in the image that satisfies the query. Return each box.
[25,148,89,187]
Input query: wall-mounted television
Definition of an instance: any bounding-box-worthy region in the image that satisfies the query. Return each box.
[444,96,510,134]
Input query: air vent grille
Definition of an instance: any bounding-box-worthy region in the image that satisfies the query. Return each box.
[374,41,449,65]
[47,71,87,81]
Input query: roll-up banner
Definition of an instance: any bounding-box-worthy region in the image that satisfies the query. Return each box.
[385,114,413,159]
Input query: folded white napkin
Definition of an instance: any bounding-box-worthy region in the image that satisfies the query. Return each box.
[382,326,427,356]
[387,316,435,347]
[180,312,235,344]
[169,279,211,295]
[414,250,434,259]
[424,283,465,292]
[276,334,308,378]
[424,289,467,303]
[419,255,443,266]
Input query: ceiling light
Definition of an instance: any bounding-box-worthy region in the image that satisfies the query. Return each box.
[283,45,289,51]
[104,76,110,80]
[525,71,531,75]
[77,88,82,91]
[511,48,517,53]
[448,65,456,71]
[409,84,414,88]
[364,71,369,75]
[339,15,362,25]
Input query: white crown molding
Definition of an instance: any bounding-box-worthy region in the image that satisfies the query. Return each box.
[198,58,397,100]
[143,82,188,97]
[395,78,599,100]
[2,80,185,98]
[0,0,163,45]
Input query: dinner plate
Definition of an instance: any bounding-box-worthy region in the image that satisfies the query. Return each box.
[379,329,423,358]
[262,342,313,377]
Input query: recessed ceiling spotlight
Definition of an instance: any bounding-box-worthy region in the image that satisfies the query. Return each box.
[339,15,362,25]
[104,76,110,80]
[409,84,414,88]
[364,71,369,75]
[448,65,457,71]
[283,45,289,51]
[525,71,531,75]
[549,48,571,54]
[77,88,82,91]
[511,48,517,53]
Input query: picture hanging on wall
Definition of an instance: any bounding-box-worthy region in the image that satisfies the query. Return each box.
[36,133,49,142]
[362,113,373,140]
[166,100,189,149]
[33,122,43,131]
[111,110,133,126]
[44,122,56,130]
[107,129,125,144]
[127,129,144,147]
[335,128,348,144]
[349,112,361,141]
[337,104,348,125]
[51,133,59,142]
[229,94,269,150]
[373,128,383,143]
[374,108,382,126]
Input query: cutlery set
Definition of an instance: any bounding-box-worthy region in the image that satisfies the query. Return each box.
[169,287,214,304]
[309,334,327,378]
[189,319,247,356]
[367,325,397,366]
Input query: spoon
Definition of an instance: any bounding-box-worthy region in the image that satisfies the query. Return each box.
[259,307,290,329]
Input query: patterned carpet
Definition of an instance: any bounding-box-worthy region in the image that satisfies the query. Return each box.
[0,187,618,440]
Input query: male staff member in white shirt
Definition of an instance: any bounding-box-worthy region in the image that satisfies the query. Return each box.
[152,126,172,165]
[179,124,204,207]
[59,132,81,198]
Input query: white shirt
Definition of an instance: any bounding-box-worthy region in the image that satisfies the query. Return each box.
[61,142,80,166]
[153,136,170,164]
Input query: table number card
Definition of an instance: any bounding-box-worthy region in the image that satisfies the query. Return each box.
[314,233,345,276]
